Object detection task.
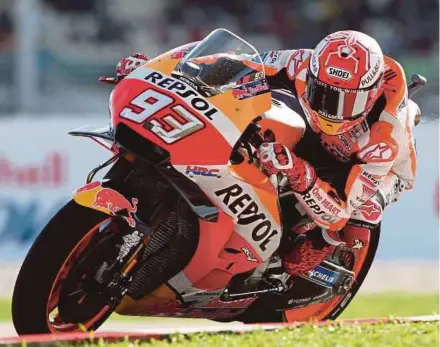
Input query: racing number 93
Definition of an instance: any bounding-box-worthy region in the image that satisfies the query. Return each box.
[120,88,205,144]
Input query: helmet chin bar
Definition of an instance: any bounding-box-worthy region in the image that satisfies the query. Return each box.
[313,109,366,136]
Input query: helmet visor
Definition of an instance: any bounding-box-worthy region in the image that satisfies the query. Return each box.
[306,73,377,122]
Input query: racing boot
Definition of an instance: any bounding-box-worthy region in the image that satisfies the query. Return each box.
[283,223,345,276]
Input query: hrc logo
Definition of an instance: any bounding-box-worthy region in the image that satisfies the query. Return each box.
[185,166,220,178]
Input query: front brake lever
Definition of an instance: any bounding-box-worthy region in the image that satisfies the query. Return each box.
[407,73,427,99]
[98,76,121,85]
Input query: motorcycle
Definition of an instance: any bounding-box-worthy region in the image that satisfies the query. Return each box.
[12,29,427,334]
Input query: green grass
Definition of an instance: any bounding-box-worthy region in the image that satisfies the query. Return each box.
[2,293,439,347]
[0,299,10,321]
[339,292,439,319]
[62,322,439,347]
[0,292,438,322]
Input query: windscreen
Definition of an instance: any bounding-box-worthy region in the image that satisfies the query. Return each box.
[174,29,265,96]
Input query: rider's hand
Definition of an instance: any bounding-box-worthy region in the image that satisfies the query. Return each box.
[257,142,316,193]
[116,53,150,77]
[99,53,151,85]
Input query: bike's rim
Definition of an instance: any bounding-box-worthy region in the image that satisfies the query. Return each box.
[46,218,112,333]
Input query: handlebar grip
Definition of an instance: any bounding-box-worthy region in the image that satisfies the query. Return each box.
[408,73,427,98]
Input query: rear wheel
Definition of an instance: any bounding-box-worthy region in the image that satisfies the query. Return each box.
[284,225,380,322]
[238,225,380,323]
[12,201,116,335]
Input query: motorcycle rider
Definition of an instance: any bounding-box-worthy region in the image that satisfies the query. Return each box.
[104,30,420,279]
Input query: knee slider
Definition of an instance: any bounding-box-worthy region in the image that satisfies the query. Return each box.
[351,195,384,226]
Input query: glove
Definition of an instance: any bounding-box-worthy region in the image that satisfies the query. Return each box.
[258,142,317,193]
[99,53,151,85]
[116,53,150,77]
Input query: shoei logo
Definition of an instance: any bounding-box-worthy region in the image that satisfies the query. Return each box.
[326,66,352,81]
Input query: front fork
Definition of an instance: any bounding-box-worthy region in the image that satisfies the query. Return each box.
[72,156,164,301]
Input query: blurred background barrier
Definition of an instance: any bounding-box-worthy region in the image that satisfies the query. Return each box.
[0,116,111,261]
[0,0,438,286]
[0,0,438,115]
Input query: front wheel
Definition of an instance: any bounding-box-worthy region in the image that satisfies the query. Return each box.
[12,201,117,335]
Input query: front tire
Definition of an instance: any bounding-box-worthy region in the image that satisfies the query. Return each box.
[12,201,112,335]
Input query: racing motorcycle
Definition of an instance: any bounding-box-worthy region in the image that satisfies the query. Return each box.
[12,29,427,335]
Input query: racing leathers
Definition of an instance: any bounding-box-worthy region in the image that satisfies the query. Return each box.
[256,48,418,275]
[109,43,419,277]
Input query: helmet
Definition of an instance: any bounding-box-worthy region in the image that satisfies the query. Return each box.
[305,31,384,135]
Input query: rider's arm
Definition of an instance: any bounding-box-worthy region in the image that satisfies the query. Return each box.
[259,49,313,90]
[294,59,413,231]
[294,118,402,231]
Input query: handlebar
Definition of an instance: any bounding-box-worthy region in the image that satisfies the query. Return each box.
[408,73,427,99]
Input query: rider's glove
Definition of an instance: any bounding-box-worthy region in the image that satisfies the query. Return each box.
[99,53,151,85]
[116,53,151,77]
[257,142,316,193]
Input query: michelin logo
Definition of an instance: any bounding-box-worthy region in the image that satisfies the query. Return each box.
[306,265,340,288]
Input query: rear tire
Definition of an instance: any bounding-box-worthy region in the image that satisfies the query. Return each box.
[237,225,380,323]
[319,225,380,320]
[12,200,111,335]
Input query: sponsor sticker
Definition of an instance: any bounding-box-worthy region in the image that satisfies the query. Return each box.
[310,52,320,75]
[360,59,382,87]
[241,246,258,262]
[360,171,380,187]
[360,142,393,161]
[267,51,281,65]
[352,239,364,250]
[287,49,308,79]
[305,265,340,288]
[76,182,138,227]
[232,80,270,100]
[117,230,142,261]
[185,165,221,178]
[359,201,381,222]
[318,109,343,121]
[215,184,279,252]
[361,184,377,201]
[299,190,340,224]
[143,70,219,121]
[326,66,353,81]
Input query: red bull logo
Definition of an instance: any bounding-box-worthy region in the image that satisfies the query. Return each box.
[75,181,138,227]
[76,181,101,193]
[232,81,269,100]
[92,189,138,227]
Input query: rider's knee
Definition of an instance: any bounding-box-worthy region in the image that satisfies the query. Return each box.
[350,194,384,226]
